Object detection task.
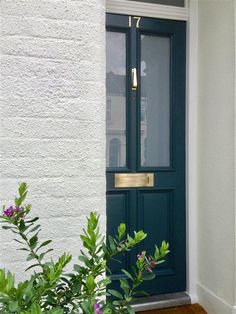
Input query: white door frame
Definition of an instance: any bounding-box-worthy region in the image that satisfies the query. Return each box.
[106,0,199,303]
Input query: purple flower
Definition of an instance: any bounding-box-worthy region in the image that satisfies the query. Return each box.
[137,251,145,260]
[15,207,23,212]
[94,303,103,314]
[2,206,24,218]
[3,206,14,217]
[147,257,156,272]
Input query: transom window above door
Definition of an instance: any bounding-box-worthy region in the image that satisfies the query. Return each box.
[126,0,185,7]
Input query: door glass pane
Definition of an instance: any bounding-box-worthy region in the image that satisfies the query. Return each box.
[127,0,184,7]
[140,35,170,167]
[106,32,126,168]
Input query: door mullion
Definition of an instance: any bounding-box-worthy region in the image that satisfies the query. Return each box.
[129,17,140,280]
[129,17,138,172]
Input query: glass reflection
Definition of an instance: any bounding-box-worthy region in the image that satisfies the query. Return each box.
[106,32,126,168]
[140,35,170,167]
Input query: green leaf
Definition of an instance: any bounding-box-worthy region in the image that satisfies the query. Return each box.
[19,182,27,196]
[118,223,126,240]
[6,270,15,291]
[19,219,26,232]
[78,255,91,267]
[134,230,147,243]
[108,235,116,252]
[17,247,30,252]
[154,245,160,260]
[28,224,41,234]
[73,263,82,272]
[160,240,170,258]
[72,280,81,294]
[103,310,112,314]
[98,277,111,287]
[14,239,25,245]
[15,183,28,207]
[26,253,36,261]
[31,304,42,314]
[143,272,155,281]
[86,275,96,292]
[81,300,91,314]
[2,226,13,230]
[108,289,123,299]
[15,192,27,207]
[120,278,130,296]
[120,278,129,289]
[38,248,53,261]
[102,243,108,255]
[48,310,64,314]
[19,192,27,204]
[29,234,38,247]
[36,240,52,252]
[9,301,19,312]
[25,263,41,271]
[126,305,135,314]
[121,269,133,280]
[132,290,148,297]
[80,235,92,250]
[25,217,39,224]
[47,293,57,305]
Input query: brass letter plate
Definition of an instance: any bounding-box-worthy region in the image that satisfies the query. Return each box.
[115,173,154,188]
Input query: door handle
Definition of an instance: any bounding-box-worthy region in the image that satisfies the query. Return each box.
[132,68,138,90]
[115,173,154,188]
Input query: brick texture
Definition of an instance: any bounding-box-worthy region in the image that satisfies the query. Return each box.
[0,0,106,279]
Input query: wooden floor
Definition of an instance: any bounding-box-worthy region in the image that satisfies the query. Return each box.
[139,304,207,314]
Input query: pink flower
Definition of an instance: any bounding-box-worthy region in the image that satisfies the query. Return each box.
[137,251,145,260]
[15,207,23,212]
[147,257,156,272]
[2,206,23,218]
[3,206,14,217]
[94,303,103,314]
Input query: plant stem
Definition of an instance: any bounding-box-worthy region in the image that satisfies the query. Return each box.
[18,226,44,271]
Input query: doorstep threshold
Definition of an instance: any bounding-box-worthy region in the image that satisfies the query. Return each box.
[132,292,191,312]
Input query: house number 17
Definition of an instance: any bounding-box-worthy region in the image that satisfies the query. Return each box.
[129,16,141,28]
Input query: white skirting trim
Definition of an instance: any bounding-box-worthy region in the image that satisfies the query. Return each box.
[197,283,236,314]
[232,306,236,314]
[188,292,198,305]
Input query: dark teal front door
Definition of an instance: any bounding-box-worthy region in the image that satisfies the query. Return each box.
[106,14,186,295]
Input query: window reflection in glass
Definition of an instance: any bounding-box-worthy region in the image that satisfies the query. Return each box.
[140,35,170,167]
[109,138,121,167]
[106,32,126,168]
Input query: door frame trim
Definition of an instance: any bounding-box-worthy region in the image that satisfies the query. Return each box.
[106,0,199,303]
[186,0,198,303]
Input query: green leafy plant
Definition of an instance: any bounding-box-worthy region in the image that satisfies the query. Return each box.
[0,183,169,314]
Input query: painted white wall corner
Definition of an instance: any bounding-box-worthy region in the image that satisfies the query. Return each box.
[197,0,236,313]
[198,283,236,314]
[186,0,198,304]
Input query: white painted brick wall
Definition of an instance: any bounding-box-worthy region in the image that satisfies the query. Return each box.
[0,0,106,279]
